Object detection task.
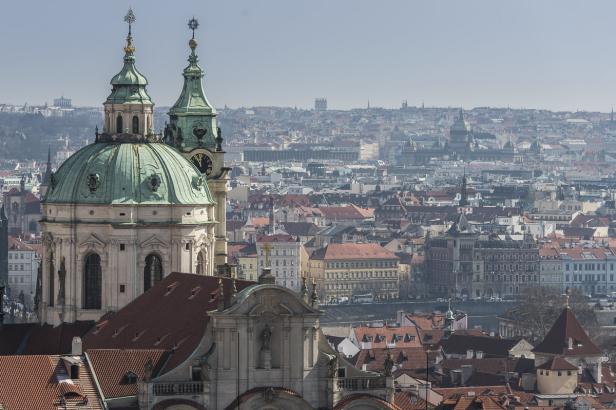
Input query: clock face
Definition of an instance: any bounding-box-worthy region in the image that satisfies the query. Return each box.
[191,152,213,176]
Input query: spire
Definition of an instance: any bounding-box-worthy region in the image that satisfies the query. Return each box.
[459,171,468,207]
[168,16,219,151]
[105,9,151,107]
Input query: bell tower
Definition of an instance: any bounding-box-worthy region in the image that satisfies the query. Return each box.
[102,9,154,138]
[166,18,228,268]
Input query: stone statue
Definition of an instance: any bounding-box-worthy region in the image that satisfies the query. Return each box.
[143,358,153,382]
[199,356,211,381]
[384,352,394,377]
[57,257,66,305]
[327,355,338,378]
[261,324,272,351]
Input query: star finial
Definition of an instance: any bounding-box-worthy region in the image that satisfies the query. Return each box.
[188,17,199,40]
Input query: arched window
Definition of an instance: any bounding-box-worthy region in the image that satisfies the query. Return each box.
[144,253,163,292]
[83,253,102,309]
[116,115,123,134]
[196,250,206,275]
[132,116,139,134]
[48,256,55,307]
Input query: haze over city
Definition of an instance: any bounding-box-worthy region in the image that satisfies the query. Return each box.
[1,0,615,111]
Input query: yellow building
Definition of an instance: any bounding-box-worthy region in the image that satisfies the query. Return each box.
[309,243,399,303]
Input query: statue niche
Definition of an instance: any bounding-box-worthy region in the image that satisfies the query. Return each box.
[260,324,272,370]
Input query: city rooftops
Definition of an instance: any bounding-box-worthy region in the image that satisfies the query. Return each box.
[311,243,399,261]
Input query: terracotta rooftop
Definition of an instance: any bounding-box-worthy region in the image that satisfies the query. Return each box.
[532,307,601,357]
[0,355,103,410]
[536,356,578,371]
[440,334,521,358]
[83,272,254,373]
[319,204,374,220]
[87,349,169,399]
[353,325,422,349]
[311,243,399,261]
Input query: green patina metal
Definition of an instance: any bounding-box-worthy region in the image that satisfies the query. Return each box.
[167,36,218,150]
[105,31,153,105]
[43,142,214,205]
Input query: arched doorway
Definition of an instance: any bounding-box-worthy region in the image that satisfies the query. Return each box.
[83,253,102,309]
[144,253,163,292]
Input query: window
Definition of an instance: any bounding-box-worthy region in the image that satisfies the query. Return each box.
[144,254,163,292]
[120,244,125,251]
[116,115,123,133]
[191,366,202,382]
[132,116,139,134]
[83,253,102,309]
[124,371,138,384]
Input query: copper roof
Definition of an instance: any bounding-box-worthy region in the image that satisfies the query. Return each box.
[532,307,601,357]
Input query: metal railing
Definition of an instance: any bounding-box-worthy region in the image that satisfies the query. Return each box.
[337,377,386,391]
[153,382,204,396]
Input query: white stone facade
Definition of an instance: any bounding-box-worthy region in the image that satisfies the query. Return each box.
[40,203,216,325]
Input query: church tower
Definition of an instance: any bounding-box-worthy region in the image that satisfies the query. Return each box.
[166,18,228,268]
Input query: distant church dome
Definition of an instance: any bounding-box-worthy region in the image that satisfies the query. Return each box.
[44,142,213,205]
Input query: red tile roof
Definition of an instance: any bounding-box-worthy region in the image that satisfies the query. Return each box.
[354,347,427,373]
[353,326,422,349]
[536,356,578,371]
[319,204,374,220]
[87,349,169,399]
[83,273,254,373]
[312,243,398,261]
[532,307,601,357]
[0,355,103,410]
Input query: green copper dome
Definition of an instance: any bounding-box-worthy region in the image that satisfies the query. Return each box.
[44,141,214,205]
[105,32,153,105]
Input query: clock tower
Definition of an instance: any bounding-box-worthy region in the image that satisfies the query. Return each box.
[166,18,228,268]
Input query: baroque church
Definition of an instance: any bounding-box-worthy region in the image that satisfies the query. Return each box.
[38,12,228,325]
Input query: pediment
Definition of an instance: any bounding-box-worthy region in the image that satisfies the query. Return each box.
[226,285,320,317]
[139,235,168,249]
[79,233,106,250]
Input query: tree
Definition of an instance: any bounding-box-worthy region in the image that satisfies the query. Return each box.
[505,286,597,344]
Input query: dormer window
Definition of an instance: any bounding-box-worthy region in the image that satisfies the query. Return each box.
[123,371,138,384]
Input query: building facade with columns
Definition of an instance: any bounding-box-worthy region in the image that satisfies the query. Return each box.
[38,16,227,325]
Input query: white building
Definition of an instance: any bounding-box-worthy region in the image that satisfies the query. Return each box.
[256,234,302,291]
[560,247,616,296]
[7,237,41,307]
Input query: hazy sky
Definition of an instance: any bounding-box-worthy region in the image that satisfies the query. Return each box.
[0,1,614,111]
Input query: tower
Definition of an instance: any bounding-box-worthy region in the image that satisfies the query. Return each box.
[39,145,53,198]
[459,173,469,207]
[166,18,228,269]
[102,9,154,139]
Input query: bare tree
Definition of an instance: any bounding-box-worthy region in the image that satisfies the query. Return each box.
[505,287,597,344]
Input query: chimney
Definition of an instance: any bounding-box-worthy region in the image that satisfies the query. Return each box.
[466,349,474,359]
[594,363,602,384]
[71,337,83,356]
[568,337,573,350]
[461,364,473,386]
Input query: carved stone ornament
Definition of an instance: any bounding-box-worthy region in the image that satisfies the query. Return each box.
[148,174,161,192]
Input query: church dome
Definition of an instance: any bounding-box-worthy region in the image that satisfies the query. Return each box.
[44,141,214,205]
